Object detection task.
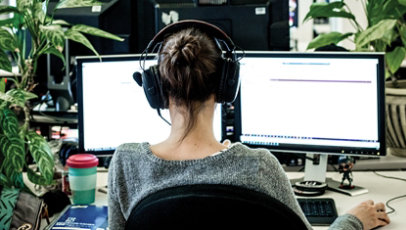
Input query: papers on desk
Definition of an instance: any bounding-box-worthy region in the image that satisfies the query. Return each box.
[45,205,108,230]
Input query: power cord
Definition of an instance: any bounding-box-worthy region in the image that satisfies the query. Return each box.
[373,171,406,215]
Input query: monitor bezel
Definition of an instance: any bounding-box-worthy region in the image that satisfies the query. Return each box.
[234,51,386,157]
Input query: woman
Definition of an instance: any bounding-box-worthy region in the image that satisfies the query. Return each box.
[108,21,390,230]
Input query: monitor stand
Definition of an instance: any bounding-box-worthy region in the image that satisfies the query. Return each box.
[291,154,368,196]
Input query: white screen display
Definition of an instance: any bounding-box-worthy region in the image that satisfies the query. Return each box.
[79,56,222,152]
[239,54,381,151]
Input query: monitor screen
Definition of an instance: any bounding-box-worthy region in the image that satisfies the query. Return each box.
[77,54,223,156]
[236,51,385,157]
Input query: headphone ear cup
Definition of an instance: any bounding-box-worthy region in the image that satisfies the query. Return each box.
[217,59,240,103]
[142,65,164,109]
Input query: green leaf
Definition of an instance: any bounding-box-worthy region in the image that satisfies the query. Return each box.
[40,47,66,67]
[56,0,101,9]
[304,1,355,22]
[307,32,353,50]
[0,50,12,73]
[0,18,16,27]
[400,0,406,6]
[3,89,36,107]
[26,131,54,185]
[1,135,25,174]
[400,24,406,47]
[0,108,19,137]
[65,29,99,57]
[33,2,46,24]
[386,47,406,74]
[0,78,5,93]
[0,173,8,187]
[0,5,20,15]
[355,19,397,48]
[16,0,31,11]
[51,19,71,26]
[27,168,55,186]
[40,25,66,50]
[71,24,124,41]
[0,28,19,51]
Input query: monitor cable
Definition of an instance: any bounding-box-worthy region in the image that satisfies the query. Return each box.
[373,171,406,215]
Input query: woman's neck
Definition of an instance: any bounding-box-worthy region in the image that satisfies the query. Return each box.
[151,98,228,160]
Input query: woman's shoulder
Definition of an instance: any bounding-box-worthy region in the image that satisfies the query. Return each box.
[112,142,150,161]
[232,142,278,159]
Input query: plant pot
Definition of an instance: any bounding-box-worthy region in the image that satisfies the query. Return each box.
[385,80,406,157]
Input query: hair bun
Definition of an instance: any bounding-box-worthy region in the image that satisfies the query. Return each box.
[169,34,201,66]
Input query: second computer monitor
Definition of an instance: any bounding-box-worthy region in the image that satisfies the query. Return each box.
[236,51,385,158]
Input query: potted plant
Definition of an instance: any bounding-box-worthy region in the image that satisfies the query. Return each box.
[303,0,406,157]
[0,0,123,190]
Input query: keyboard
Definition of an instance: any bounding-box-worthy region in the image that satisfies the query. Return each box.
[297,198,338,226]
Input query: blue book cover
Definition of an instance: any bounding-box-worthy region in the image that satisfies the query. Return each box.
[48,205,108,230]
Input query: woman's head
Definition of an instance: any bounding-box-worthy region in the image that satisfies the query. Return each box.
[159,27,222,139]
[159,27,221,106]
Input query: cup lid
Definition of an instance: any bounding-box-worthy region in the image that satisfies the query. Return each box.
[67,154,99,168]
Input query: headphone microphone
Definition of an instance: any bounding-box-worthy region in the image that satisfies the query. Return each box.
[133,72,143,87]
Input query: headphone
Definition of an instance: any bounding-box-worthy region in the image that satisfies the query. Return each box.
[134,19,241,110]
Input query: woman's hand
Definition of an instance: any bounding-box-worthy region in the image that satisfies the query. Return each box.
[347,200,390,230]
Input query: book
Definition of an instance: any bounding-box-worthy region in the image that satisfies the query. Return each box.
[45,205,108,230]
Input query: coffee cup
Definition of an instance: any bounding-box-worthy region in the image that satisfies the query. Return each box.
[66,154,99,204]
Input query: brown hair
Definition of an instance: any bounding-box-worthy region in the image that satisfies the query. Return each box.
[159,27,221,140]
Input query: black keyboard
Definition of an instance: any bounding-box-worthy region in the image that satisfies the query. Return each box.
[297,198,338,226]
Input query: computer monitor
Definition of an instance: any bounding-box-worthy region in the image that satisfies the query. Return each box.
[77,54,223,156]
[136,0,290,52]
[235,51,386,195]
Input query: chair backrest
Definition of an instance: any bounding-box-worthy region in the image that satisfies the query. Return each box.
[125,184,308,230]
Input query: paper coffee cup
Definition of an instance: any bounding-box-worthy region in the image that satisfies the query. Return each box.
[66,154,99,204]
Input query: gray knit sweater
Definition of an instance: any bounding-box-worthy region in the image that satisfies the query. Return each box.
[108,142,362,230]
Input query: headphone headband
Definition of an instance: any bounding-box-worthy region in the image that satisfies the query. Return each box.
[146,19,236,53]
[137,19,241,111]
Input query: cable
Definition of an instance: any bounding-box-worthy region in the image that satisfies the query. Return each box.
[385,194,406,215]
[373,171,406,182]
[373,171,406,215]
[157,109,171,126]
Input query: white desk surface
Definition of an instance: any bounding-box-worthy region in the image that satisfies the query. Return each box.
[48,170,406,230]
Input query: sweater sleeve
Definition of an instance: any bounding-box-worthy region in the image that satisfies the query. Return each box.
[328,214,363,230]
[108,151,126,230]
[255,150,313,230]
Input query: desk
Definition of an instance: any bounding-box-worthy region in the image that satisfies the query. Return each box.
[289,171,406,230]
[44,170,406,230]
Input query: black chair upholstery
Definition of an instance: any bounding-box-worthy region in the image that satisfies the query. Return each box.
[125,184,308,230]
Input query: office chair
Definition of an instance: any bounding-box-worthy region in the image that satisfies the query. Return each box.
[125,184,308,230]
